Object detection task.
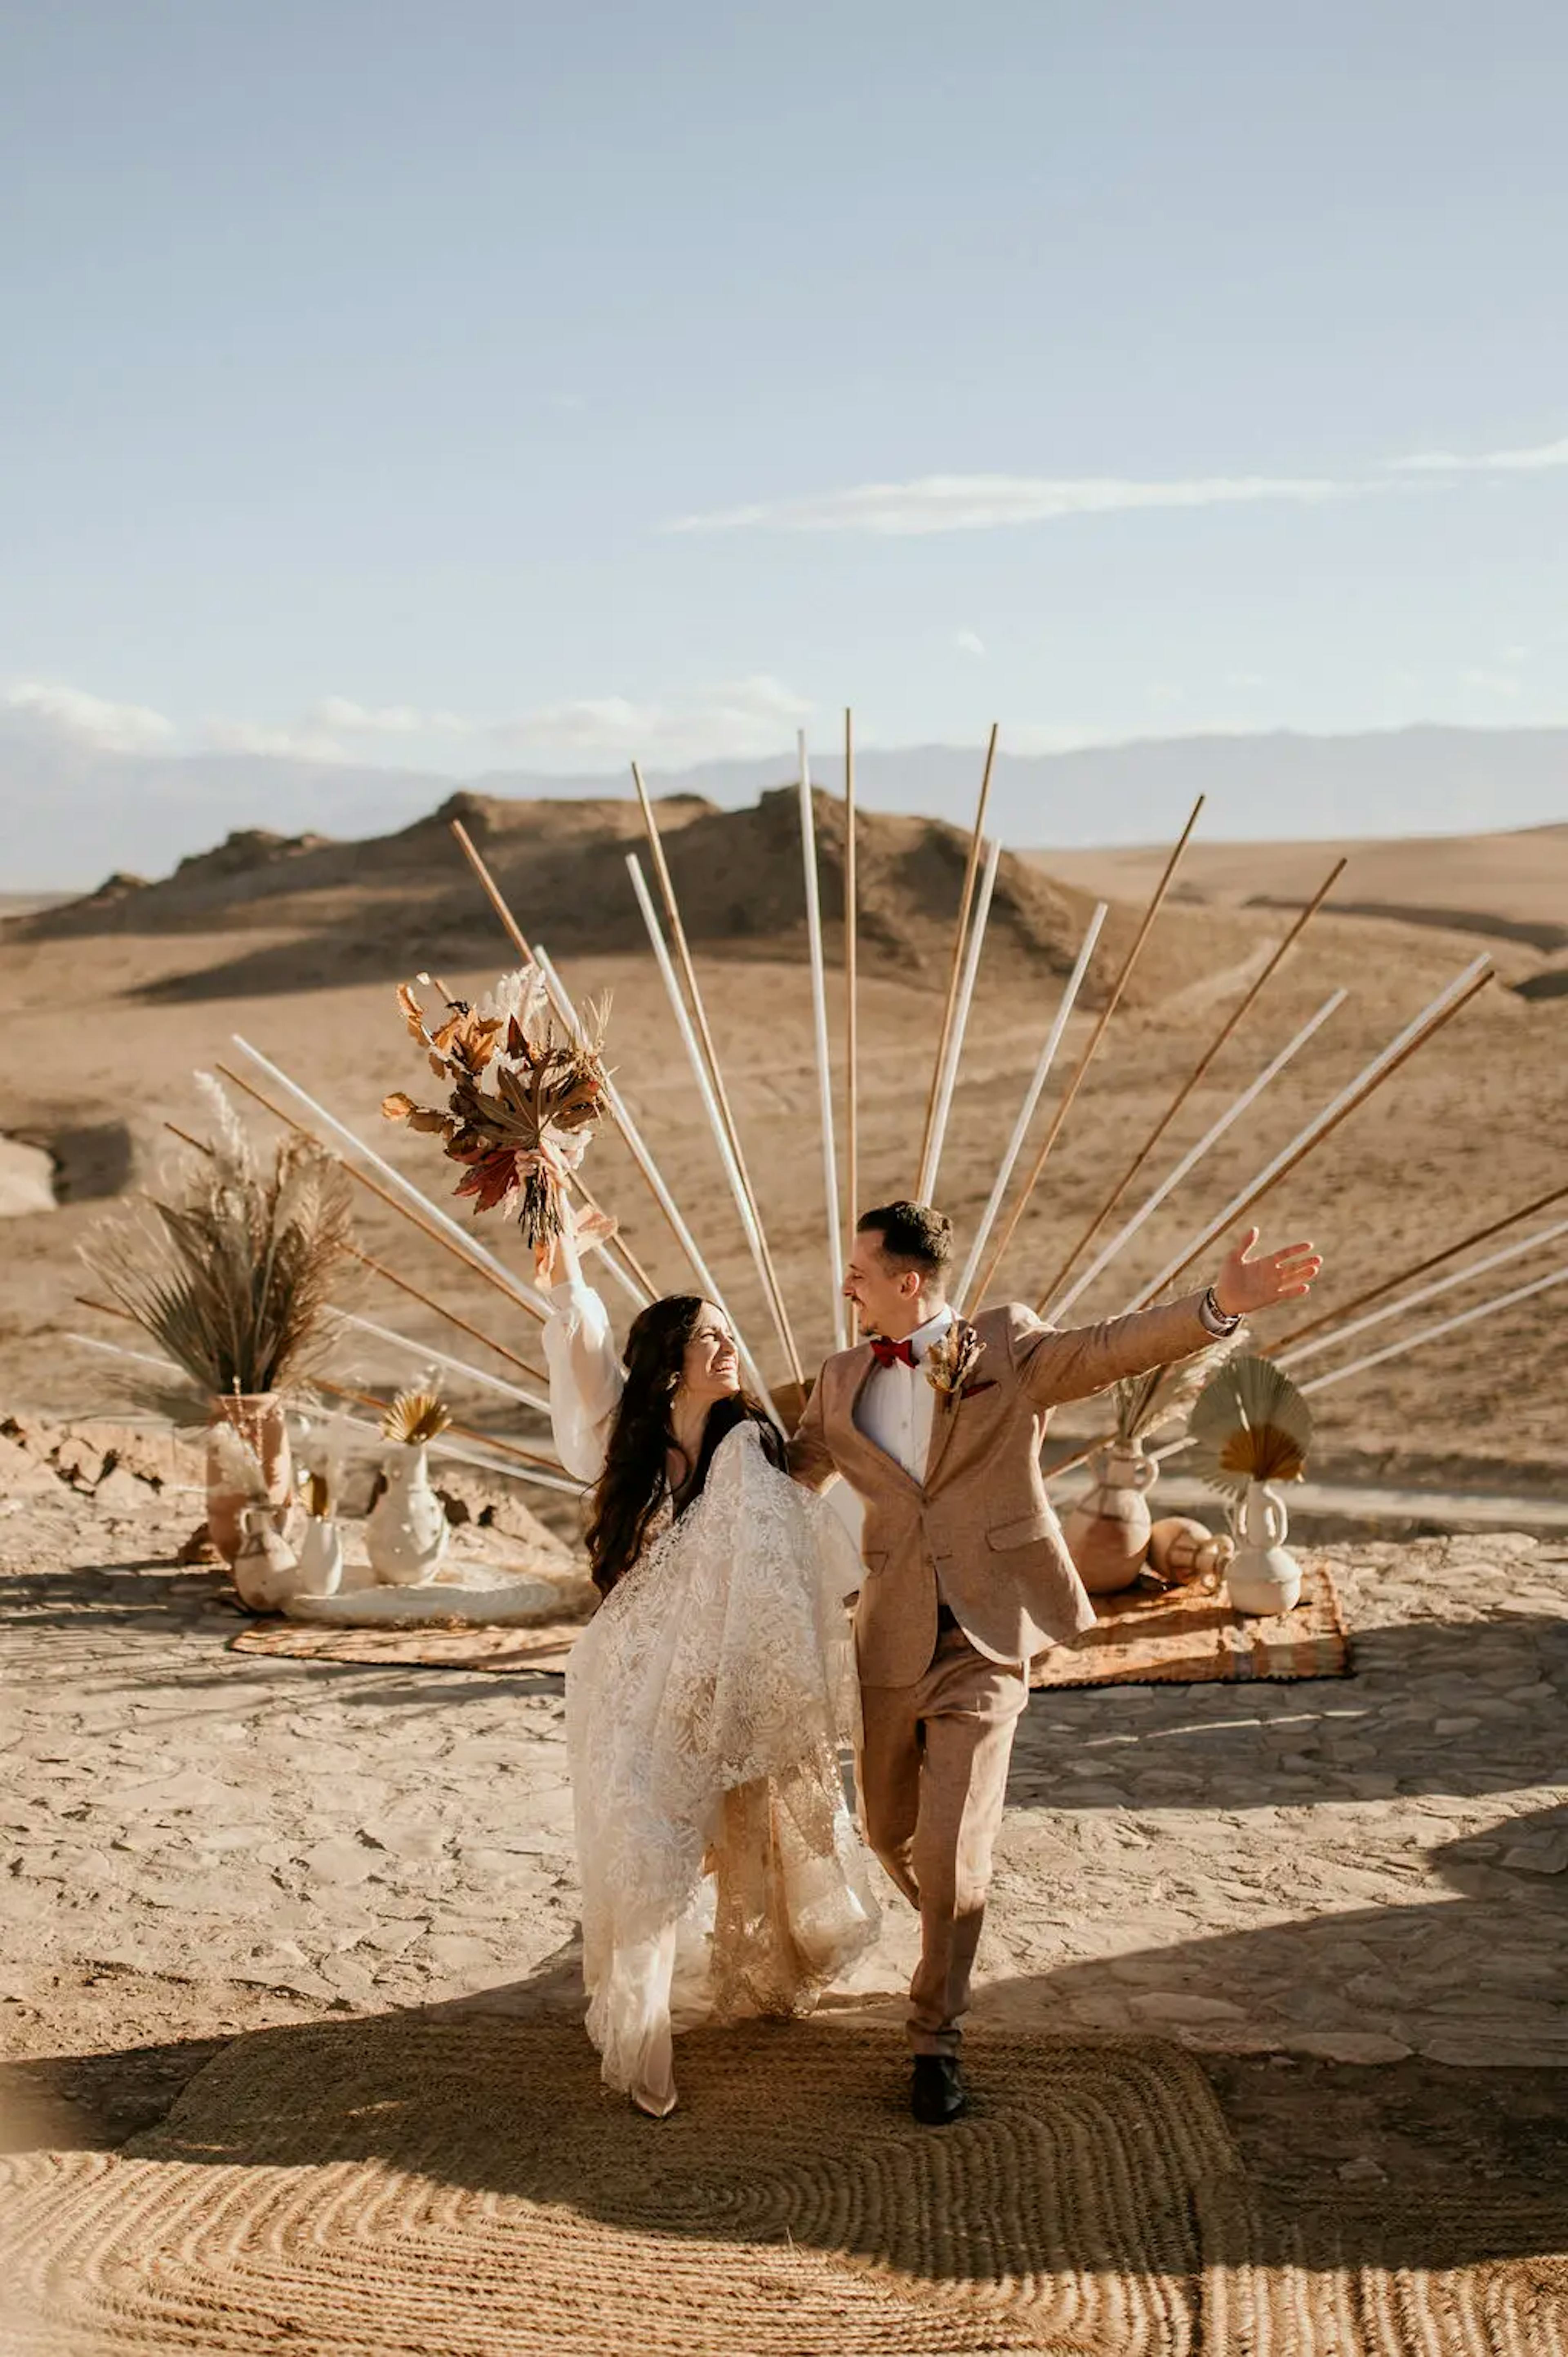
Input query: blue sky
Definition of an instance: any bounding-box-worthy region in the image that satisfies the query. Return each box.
[4,2,1567,791]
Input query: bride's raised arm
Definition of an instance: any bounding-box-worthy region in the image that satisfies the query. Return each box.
[540,1231,624,1485]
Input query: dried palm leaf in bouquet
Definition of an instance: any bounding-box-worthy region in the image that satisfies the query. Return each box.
[1112,1329,1246,1451]
[382,967,612,1272]
[1185,1353,1313,1502]
[379,1381,453,1447]
[81,1077,356,1423]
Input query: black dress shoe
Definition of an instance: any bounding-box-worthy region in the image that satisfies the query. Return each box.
[911,2054,967,2125]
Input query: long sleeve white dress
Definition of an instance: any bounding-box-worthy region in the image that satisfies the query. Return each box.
[543,1279,879,2117]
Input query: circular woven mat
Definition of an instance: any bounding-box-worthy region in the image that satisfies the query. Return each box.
[2,2016,1564,2355]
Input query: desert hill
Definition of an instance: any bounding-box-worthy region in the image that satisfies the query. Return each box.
[7,722,1568,894]
[10,787,1266,1012]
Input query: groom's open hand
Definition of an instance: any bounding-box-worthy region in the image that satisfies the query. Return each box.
[1212,1228,1323,1319]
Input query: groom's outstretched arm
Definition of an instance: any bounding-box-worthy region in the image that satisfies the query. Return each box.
[785,1374,838,1492]
[1009,1293,1215,1410]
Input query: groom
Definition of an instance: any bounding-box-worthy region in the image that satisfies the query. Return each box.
[788,1200,1321,2125]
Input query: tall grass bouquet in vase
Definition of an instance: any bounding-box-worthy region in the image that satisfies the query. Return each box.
[80,1078,355,1565]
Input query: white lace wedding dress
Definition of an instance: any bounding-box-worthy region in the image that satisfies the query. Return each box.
[544,1279,880,2116]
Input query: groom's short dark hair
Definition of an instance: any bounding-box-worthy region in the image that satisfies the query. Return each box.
[858,1200,953,1280]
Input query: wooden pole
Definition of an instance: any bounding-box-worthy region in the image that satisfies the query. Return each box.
[799,733,846,1347]
[916,724,998,1190]
[1298,1261,1568,1396]
[1269,1177,1568,1354]
[214,1060,549,1326]
[1038,855,1348,1307]
[329,1308,552,1417]
[1125,958,1494,1310]
[953,903,1108,1313]
[1279,1212,1568,1371]
[1045,990,1348,1321]
[629,765,802,1383]
[343,1247,548,1384]
[532,946,780,1420]
[968,794,1205,1309]
[919,837,1001,1200]
[310,1377,565,1473]
[446,816,675,1297]
[844,705,859,1258]
[231,1034,550,1318]
[626,854,805,1386]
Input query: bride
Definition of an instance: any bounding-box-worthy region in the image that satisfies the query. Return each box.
[543,1243,879,2117]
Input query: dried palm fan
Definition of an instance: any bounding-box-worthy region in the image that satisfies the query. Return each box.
[379,1381,453,1446]
[382,966,612,1271]
[1112,1330,1246,1450]
[1185,1353,1313,1501]
[80,1077,355,1421]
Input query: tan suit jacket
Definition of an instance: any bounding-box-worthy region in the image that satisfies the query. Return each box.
[789,1294,1213,1687]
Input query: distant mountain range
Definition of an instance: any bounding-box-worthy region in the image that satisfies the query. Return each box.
[4,722,1567,891]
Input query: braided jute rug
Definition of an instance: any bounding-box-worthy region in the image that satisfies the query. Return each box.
[2,2017,1564,2355]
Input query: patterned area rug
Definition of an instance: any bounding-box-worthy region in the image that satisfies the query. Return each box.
[2,2018,1561,2355]
[1031,1559,1350,1689]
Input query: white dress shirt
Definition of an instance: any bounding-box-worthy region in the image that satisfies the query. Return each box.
[852,1304,956,1483]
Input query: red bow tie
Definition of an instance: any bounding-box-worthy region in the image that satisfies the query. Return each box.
[869,1335,917,1369]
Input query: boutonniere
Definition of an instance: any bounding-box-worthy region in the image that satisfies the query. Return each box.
[923,1321,985,1398]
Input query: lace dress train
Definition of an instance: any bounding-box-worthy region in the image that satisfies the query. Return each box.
[563,1421,878,2116]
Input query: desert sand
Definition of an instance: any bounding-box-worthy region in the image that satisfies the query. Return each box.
[1,787,1563,1496]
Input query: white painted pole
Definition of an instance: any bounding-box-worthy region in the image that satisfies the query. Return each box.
[954,902,1107,1314]
[328,1309,554,1420]
[532,945,780,1422]
[309,1404,586,1497]
[626,854,800,1384]
[1280,1216,1568,1372]
[1048,988,1348,1322]
[1298,1262,1568,1396]
[799,731,846,1349]
[231,1035,550,1320]
[1124,955,1492,1310]
[920,836,1002,1202]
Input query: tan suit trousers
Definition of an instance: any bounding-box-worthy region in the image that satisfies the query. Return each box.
[856,1626,1029,2056]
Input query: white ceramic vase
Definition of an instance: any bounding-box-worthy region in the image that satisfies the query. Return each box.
[293,1514,345,1600]
[232,1505,301,1614]
[366,1443,449,1586]
[1225,1481,1302,1615]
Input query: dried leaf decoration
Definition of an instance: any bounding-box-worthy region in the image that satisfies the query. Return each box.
[379,1382,452,1447]
[923,1321,985,1397]
[383,966,611,1268]
[1185,1353,1314,1501]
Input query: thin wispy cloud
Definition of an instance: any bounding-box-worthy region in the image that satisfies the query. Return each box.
[1391,435,1568,474]
[667,471,1350,537]
[3,675,816,769]
[3,681,176,754]
[954,629,986,657]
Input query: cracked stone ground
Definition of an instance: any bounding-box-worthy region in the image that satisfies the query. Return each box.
[2,1424,1566,2194]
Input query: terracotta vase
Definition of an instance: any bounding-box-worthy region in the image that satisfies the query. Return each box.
[1225,1481,1302,1615]
[1148,1515,1236,1587]
[365,1443,449,1586]
[206,1394,293,1567]
[1064,1443,1158,1595]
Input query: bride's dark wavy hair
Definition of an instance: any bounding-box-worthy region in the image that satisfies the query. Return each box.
[584,1293,785,1596]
